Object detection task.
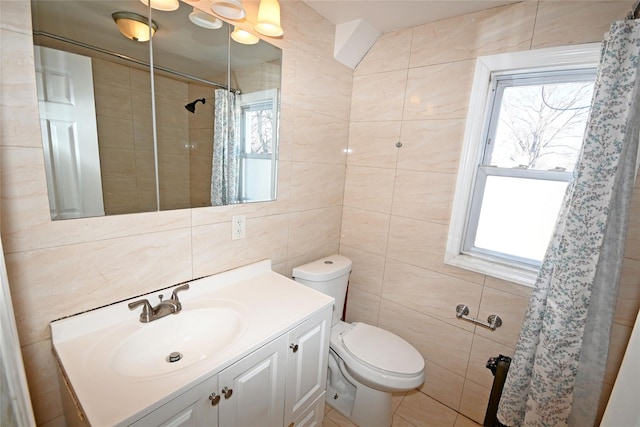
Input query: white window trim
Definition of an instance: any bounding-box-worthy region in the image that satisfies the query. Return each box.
[445,43,601,287]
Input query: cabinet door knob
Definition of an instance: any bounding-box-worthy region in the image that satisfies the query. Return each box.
[209,393,220,406]
[222,386,233,399]
[290,343,298,353]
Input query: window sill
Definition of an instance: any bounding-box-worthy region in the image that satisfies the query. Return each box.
[444,252,538,287]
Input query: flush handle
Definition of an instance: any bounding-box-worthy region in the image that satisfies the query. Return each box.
[222,386,233,399]
[209,393,220,406]
[290,343,299,353]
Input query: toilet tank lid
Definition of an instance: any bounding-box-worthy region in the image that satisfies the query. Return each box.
[292,254,352,281]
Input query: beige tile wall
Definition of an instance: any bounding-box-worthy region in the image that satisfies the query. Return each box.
[188,83,216,208]
[93,58,157,215]
[341,0,639,424]
[2,0,638,426]
[0,0,351,425]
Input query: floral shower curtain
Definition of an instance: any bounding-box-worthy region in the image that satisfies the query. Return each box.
[497,19,640,427]
[211,89,240,206]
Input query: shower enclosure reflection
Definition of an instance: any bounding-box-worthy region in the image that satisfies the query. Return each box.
[31,0,282,219]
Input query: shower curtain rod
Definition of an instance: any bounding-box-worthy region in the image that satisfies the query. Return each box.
[33,31,238,93]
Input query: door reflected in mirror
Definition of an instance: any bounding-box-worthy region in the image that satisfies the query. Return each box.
[30,0,282,219]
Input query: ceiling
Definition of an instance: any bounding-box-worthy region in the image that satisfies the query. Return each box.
[31,0,281,81]
[300,0,520,68]
[302,0,520,34]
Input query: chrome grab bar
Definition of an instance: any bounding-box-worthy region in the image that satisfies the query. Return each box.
[456,304,502,331]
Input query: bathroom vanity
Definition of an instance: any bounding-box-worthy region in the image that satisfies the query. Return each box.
[51,260,333,426]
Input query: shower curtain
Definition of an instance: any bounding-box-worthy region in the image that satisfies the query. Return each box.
[211,89,240,206]
[496,19,640,427]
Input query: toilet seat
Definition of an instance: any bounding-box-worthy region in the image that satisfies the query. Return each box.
[342,323,424,375]
[330,322,425,391]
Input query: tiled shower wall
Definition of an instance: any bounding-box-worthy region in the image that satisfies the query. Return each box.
[0,0,351,424]
[340,1,640,423]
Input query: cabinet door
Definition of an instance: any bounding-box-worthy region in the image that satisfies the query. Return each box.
[284,307,331,425]
[129,375,219,427]
[218,334,287,427]
[291,391,326,427]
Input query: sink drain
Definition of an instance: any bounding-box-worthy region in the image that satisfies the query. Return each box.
[166,351,183,363]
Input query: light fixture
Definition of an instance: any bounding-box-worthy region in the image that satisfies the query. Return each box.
[211,0,246,20]
[189,7,223,29]
[139,0,179,11]
[112,11,158,42]
[231,26,259,44]
[254,0,283,37]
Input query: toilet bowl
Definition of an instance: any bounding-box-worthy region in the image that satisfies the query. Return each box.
[293,255,425,427]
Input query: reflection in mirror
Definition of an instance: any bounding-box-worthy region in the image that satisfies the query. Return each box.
[32,0,158,219]
[230,37,281,204]
[31,0,282,219]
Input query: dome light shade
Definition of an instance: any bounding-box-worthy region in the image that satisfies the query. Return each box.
[189,8,224,29]
[231,26,259,45]
[211,0,246,20]
[255,0,283,37]
[139,0,179,11]
[112,11,157,42]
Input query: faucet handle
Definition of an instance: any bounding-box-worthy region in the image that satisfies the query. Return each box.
[128,299,153,323]
[171,284,190,310]
[171,284,190,301]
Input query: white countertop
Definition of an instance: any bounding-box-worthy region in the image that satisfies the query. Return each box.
[51,260,334,426]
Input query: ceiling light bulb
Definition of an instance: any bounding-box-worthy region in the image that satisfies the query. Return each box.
[112,12,158,42]
[189,7,224,29]
[139,0,179,11]
[255,0,283,37]
[211,0,246,20]
[231,26,259,45]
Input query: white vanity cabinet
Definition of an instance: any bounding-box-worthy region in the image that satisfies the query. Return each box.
[218,334,287,427]
[128,307,331,427]
[52,261,334,427]
[285,310,331,426]
[128,375,219,427]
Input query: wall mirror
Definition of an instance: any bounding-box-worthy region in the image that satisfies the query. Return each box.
[31,0,282,220]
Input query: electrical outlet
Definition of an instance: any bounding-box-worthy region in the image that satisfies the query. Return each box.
[232,215,246,240]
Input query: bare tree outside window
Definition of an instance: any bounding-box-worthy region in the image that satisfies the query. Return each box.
[488,81,595,172]
[246,108,273,154]
[468,73,597,264]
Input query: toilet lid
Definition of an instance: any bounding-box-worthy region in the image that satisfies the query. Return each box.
[342,323,424,375]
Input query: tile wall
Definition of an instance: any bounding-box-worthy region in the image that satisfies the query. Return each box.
[340,0,640,424]
[0,0,351,424]
[188,82,216,207]
[1,0,639,426]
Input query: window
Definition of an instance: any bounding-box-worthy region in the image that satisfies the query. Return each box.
[237,89,279,202]
[446,44,601,286]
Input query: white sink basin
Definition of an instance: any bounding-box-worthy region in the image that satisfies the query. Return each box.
[86,301,248,379]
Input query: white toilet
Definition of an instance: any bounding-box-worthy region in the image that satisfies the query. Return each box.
[293,254,425,427]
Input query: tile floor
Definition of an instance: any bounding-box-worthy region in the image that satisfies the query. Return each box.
[322,390,482,427]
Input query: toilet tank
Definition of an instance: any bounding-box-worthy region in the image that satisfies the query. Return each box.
[292,254,352,325]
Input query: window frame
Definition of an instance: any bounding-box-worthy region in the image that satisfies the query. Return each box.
[236,88,279,202]
[445,43,601,287]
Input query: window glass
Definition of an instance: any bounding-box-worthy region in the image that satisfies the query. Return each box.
[237,89,278,202]
[464,71,596,266]
[445,44,601,286]
[241,101,274,155]
[486,76,595,172]
[474,175,569,263]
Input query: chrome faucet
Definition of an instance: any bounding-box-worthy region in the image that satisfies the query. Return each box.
[128,284,190,323]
